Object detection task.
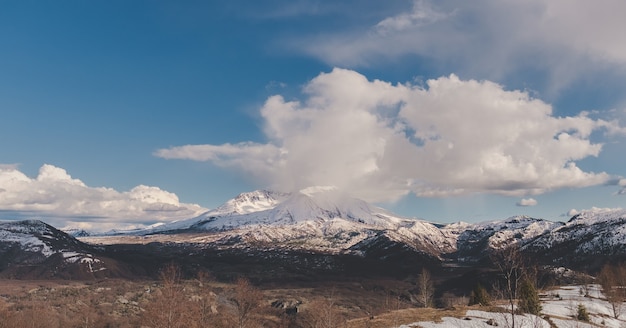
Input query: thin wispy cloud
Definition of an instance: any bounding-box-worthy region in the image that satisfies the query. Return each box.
[157,68,625,203]
[294,0,626,94]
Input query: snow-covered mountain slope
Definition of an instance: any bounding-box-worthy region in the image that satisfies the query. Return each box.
[193,191,408,230]
[133,190,290,233]
[525,209,626,267]
[212,189,290,215]
[0,220,108,278]
[440,216,563,262]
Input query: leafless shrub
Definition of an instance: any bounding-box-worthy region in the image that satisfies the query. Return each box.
[226,277,264,328]
[142,263,193,328]
[300,295,346,328]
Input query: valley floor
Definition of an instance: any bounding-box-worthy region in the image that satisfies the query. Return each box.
[0,278,624,328]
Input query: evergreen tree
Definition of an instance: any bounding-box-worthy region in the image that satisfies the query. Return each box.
[468,284,491,306]
[518,278,541,315]
[576,304,590,322]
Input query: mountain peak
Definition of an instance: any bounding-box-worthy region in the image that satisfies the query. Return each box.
[213,190,289,215]
[190,188,407,231]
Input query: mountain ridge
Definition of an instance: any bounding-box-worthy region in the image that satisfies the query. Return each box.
[93,189,626,270]
[2,190,625,279]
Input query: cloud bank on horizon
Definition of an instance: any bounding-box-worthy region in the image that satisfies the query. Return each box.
[157,68,626,203]
[0,164,207,231]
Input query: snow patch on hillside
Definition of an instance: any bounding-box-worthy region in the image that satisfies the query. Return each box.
[0,220,104,272]
[0,220,56,256]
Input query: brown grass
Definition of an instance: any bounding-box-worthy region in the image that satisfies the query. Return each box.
[346,307,468,328]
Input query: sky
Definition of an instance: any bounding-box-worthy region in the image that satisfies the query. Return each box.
[1,0,626,231]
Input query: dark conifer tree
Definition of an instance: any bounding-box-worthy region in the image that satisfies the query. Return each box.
[468,284,491,306]
[518,278,541,315]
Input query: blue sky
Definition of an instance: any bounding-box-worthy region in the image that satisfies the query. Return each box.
[1,0,625,230]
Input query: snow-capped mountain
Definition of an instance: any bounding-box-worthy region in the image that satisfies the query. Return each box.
[3,192,626,279]
[212,189,290,215]
[132,188,454,258]
[113,189,626,269]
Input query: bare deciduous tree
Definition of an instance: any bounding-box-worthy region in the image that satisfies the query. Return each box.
[490,245,525,328]
[229,277,263,328]
[194,270,217,326]
[598,263,625,319]
[142,263,192,328]
[416,268,435,308]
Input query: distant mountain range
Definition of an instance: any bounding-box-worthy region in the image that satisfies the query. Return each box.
[1,189,625,279]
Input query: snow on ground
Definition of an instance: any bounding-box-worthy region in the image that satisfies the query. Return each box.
[399,310,549,328]
[61,251,106,272]
[399,285,626,328]
[541,284,624,328]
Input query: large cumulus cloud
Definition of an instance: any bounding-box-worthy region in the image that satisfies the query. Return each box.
[0,164,207,231]
[156,68,625,202]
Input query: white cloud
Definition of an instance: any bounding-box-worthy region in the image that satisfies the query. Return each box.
[295,0,626,92]
[516,198,538,207]
[0,164,207,231]
[155,142,284,181]
[566,209,580,217]
[566,206,625,218]
[618,178,626,195]
[156,68,624,202]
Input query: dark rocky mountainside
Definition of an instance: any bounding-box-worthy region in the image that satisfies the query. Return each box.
[0,220,130,279]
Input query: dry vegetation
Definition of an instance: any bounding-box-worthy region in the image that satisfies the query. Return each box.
[0,260,597,328]
[345,307,468,328]
[597,262,626,319]
[0,279,146,327]
[0,267,447,328]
